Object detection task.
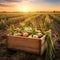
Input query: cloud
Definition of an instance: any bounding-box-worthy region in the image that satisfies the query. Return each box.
[0,0,39,2]
[25,0,60,4]
[0,3,17,7]
[0,0,60,3]
[0,0,22,2]
[5,0,22,2]
[0,0,60,8]
[28,0,60,5]
[0,3,9,7]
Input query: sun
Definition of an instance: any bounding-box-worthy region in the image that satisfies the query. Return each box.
[21,6,31,12]
[22,7,30,12]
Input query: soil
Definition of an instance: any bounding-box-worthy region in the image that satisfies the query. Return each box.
[52,20,60,60]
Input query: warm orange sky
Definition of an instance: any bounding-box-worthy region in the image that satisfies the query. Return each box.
[0,0,60,12]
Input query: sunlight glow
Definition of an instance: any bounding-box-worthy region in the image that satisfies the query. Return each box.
[21,6,32,12]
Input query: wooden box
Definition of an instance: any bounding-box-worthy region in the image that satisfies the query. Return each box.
[6,35,46,55]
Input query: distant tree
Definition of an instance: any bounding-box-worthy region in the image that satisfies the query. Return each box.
[53,11,55,13]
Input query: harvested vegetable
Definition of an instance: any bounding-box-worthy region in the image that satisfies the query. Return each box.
[8,26,44,39]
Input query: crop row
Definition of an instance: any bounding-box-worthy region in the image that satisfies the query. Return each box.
[49,14,60,24]
[0,13,41,30]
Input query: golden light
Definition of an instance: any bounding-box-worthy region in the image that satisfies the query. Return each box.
[21,6,32,12]
[22,7,30,12]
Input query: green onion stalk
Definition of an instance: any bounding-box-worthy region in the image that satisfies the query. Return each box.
[45,30,55,60]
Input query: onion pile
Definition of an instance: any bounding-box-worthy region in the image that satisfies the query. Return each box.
[8,26,43,38]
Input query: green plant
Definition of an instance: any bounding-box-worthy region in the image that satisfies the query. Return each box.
[0,21,6,30]
[45,30,55,60]
[9,25,15,35]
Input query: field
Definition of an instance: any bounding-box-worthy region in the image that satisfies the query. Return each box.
[0,12,60,60]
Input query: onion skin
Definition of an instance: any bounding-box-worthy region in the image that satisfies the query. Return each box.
[28,35,32,38]
[15,33,22,36]
[23,32,29,37]
[37,33,43,38]
[33,35,38,38]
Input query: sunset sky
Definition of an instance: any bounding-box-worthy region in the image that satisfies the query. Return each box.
[0,0,60,12]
